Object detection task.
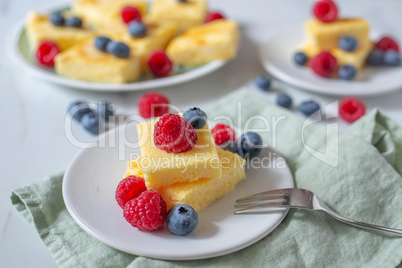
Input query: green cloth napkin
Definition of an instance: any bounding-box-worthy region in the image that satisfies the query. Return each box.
[11,87,402,267]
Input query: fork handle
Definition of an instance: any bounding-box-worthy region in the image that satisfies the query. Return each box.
[322,209,402,236]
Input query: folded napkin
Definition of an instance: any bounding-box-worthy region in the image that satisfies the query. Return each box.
[11,87,402,267]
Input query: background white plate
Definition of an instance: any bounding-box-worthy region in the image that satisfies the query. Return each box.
[9,3,227,92]
[260,27,402,96]
[63,122,294,260]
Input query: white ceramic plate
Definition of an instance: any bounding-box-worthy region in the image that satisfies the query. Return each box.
[260,27,402,96]
[63,122,294,260]
[9,3,227,92]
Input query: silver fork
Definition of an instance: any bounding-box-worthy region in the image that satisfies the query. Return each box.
[235,188,402,236]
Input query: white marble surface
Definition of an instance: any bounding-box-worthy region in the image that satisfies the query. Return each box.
[1,0,402,267]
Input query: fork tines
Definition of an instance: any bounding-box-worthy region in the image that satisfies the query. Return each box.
[234,189,287,215]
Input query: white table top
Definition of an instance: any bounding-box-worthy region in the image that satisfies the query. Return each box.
[1,0,402,267]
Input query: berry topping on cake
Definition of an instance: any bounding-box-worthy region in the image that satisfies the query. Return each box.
[276,93,293,109]
[204,12,225,23]
[67,100,91,122]
[166,204,199,236]
[65,17,83,28]
[148,51,173,77]
[254,75,271,91]
[237,132,263,159]
[94,36,111,52]
[383,50,401,66]
[299,100,320,117]
[123,189,167,231]
[294,52,308,66]
[106,41,130,58]
[81,111,101,135]
[310,52,337,77]
[367,50,383,66]
[96,101,114,121]
[313,0,338,23]
[129,21,147,38]
[183,107,208,129]
[338,36,358,52]
[138,92,170,118]
[115,176,147,209]
[154,114,198,154]
[338,65,357,80]
[339,97,366,123]
[375,36,400,52]
[211,124,236,146]
[49,13,65,26]
[121,6,142,24]
[36,41,60,68]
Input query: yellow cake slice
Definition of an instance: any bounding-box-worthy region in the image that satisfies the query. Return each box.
[125,148,246,212]
[166,19,239,67]
[54,39,141,83]
[147,0,207,32]
[303,39,373,69]
[304,18,370,50]
[136,117,222,190]
[26,11,93,52]
[72,0,148,33]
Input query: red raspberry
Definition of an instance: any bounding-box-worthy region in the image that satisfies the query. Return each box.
[310,52,337,77]
[313,0,338,23]
[123,189,167,231]
[36,41,60,68]
[375,36,400,52]
[154,114,198,154]
[339,97,366,123]
[115,176,147,209]
[211,124,236,146]
[121,6,142,24]
[204,12,225,23]
[138,92,170,118]
[148,51,173,77]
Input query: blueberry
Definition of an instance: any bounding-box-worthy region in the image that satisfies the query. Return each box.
[367,49,383,66]
[338,65,357,80]
[49,13,65,26]
[220,141,239,154]
[106,41,130,58]
[182,107,207,129]
[81,112,101,135]
[177,0,187,2]
[294,52,308,65]
[94,36,112,52]
[254,75,271,91]
[383,50,401,66]
[129,22,147,38]
[96,101,114,122]
[298,100,320,117]
[67,100,92,122]
[276,93,293,109]
[237,132,263,159]
[338,36,358,52]
[65,17,83,28]
[166,204,198,236]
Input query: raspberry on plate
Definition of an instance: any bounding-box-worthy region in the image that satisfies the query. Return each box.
[313,0,338,23]
[123,189,167,231]
[339,97,366,123]
[148,51,173,77]
[310,52,337,77]
[138,92,170,118]
[154,114,198,154]
[375,36,400,52]
[36,41,60,68]
[211,124,236,146]
[204,12,225,23]
[115,176,147,209]
[121,6,142,24]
